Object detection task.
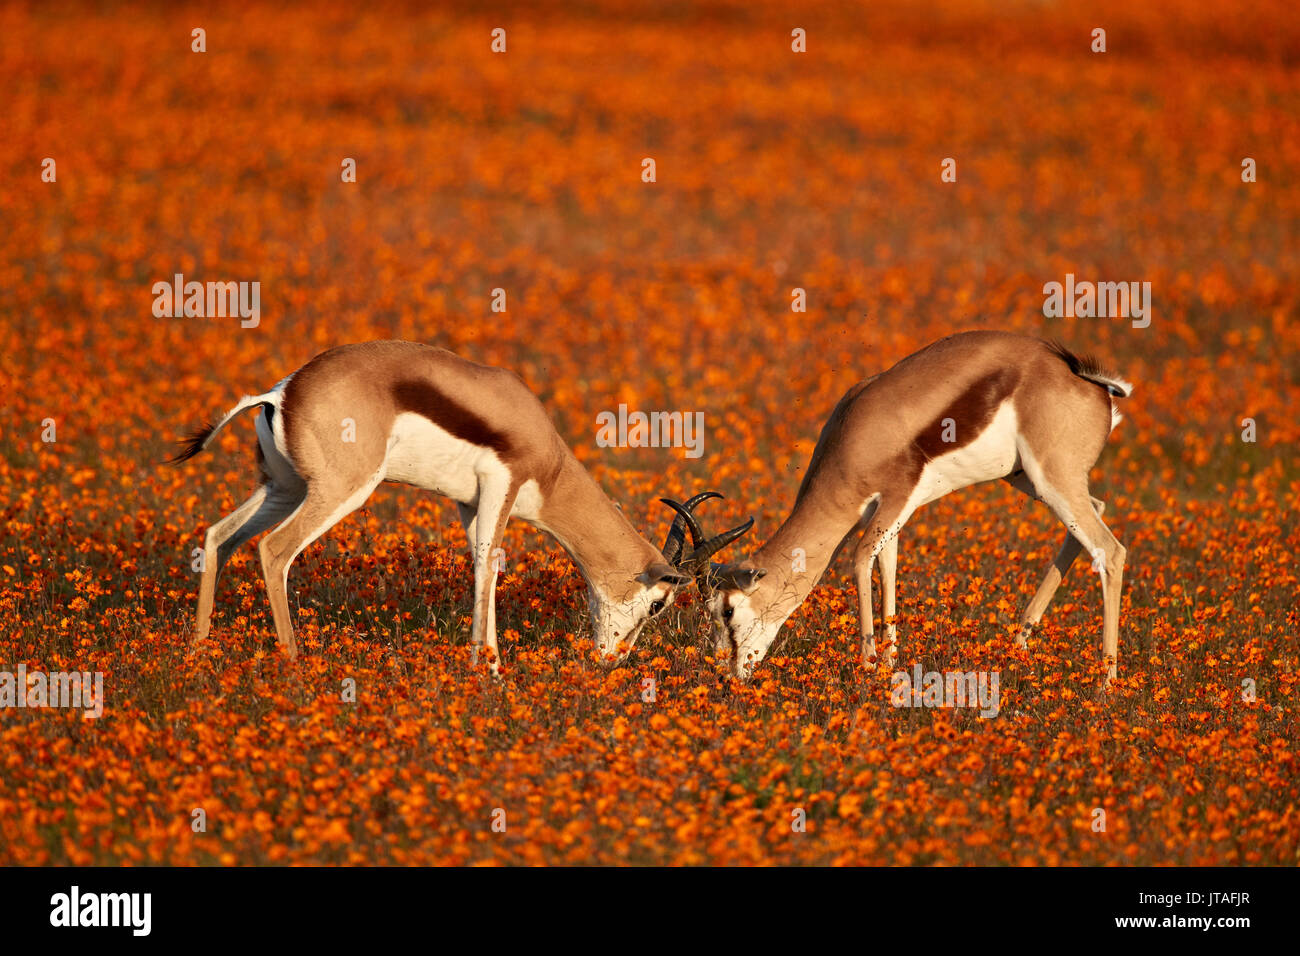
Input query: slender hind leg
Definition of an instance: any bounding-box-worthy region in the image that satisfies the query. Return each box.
[194,483,304,644]
[258,471,386,658]
[1015,471,1125,684]
[1079,504,1125,685]
[1004,471,1106,647]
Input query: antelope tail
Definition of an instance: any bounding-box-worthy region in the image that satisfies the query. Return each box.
[167,392,278,464]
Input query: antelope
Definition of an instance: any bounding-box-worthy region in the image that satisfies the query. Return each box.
[170,340,753,672]
[706,330,1132,683]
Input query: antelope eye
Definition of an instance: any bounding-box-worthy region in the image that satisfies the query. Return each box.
[722,605,734,622]
[649,600,665,617]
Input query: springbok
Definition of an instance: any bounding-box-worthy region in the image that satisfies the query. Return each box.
[170,340,752,671]
[706,330,1131,683]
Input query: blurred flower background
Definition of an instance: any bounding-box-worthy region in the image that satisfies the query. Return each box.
[0,0,1296,864]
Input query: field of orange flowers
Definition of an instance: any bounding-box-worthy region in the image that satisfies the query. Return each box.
[1,0,1297,866]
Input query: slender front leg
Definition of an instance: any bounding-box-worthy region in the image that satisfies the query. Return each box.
[853,499,905,667]
[877,533,898,666]
[469,476,516,676]
[853,542,877,663]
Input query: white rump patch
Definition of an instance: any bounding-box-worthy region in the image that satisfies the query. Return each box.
[257,376,301,488]
[514,478,544,520]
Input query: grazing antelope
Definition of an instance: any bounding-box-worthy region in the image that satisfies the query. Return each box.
[706,330,1131,683]
[170,340,752,671]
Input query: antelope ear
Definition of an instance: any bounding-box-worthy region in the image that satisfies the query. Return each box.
[711,565,767,594]
[638,563,693,588]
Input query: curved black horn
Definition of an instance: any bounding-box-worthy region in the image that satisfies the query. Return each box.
[659,492,723,563]
[685,516,755,571]
[660,498,689,565]
[682,491,723,510]
[660,498,706,558]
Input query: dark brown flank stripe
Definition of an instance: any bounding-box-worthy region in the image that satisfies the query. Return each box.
[391,379,514,456]
[896,366,1021,479]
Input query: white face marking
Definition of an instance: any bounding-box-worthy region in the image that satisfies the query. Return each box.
[708,587,787,679]
[707,590,734,656]
[592,580,677,663]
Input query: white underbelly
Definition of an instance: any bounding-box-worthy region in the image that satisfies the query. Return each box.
[384,412,501,503]
[864,402,1021,557]
[382,413,546,521]
[913,401,1021,507]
